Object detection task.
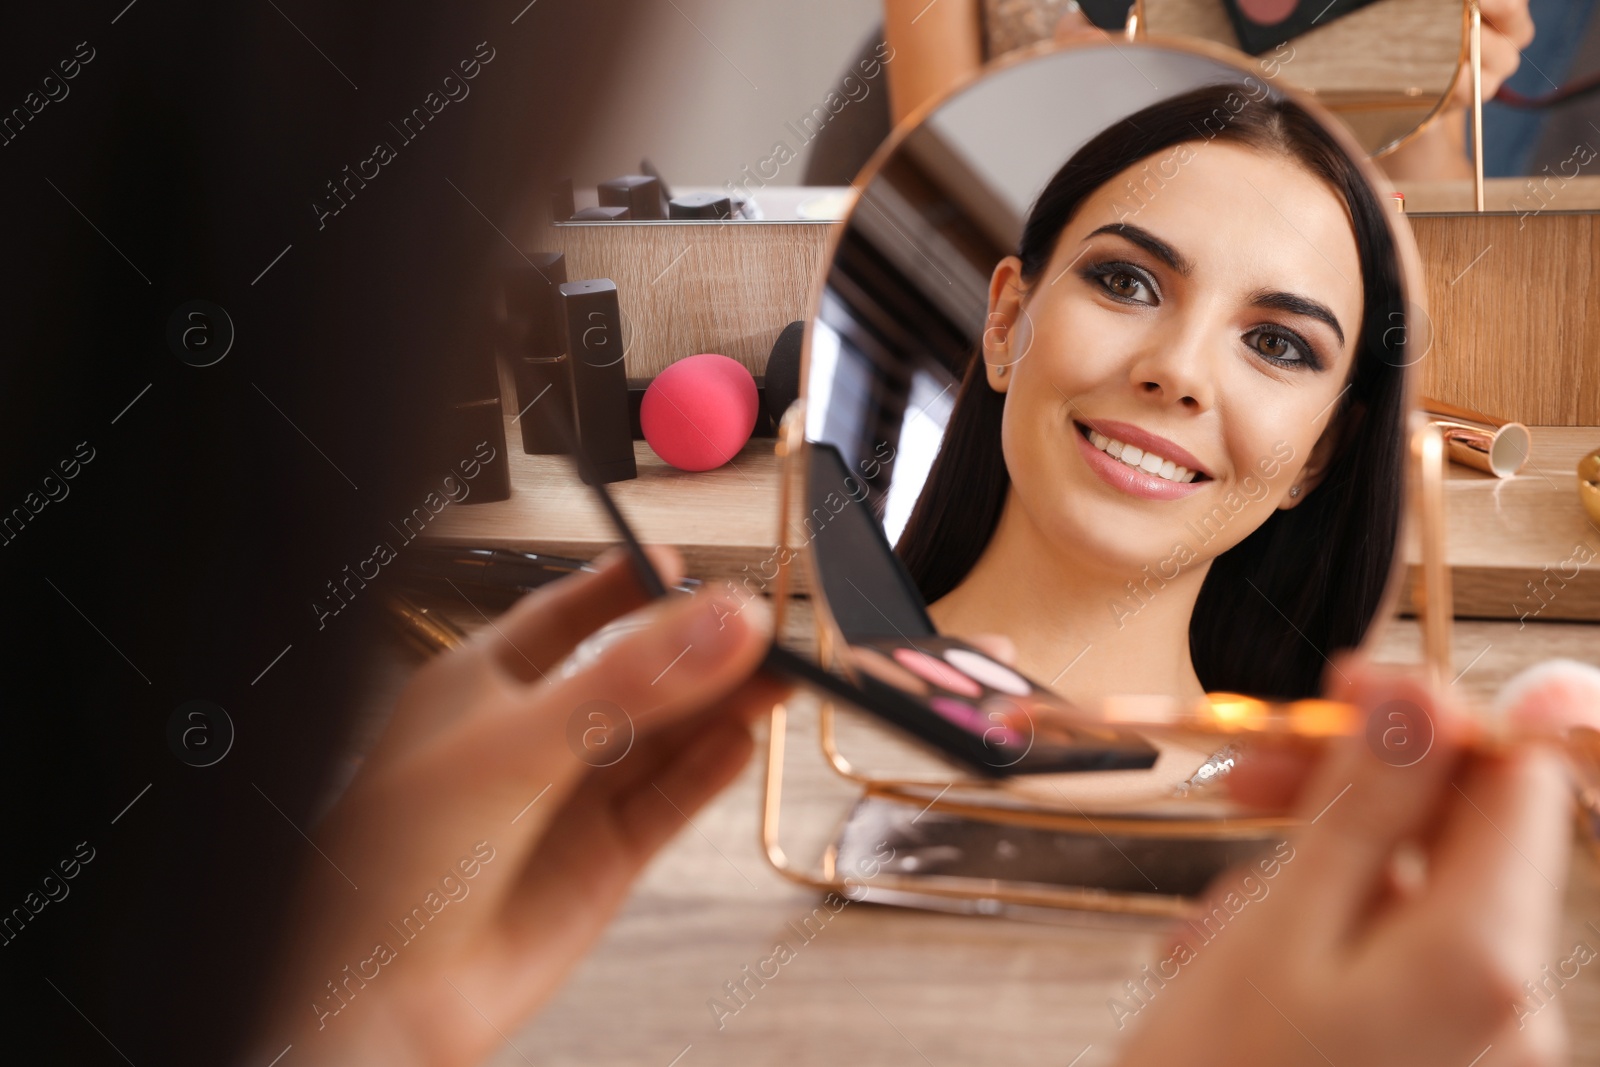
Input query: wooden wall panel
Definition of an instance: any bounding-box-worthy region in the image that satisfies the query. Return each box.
[533,207,1599,426]
[545,220,833,380]
[1410,211,1600,426]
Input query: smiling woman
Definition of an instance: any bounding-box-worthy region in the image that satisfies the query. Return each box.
[894,82,1407,705]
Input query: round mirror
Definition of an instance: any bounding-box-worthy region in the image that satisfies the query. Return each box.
[798,38,1421,795]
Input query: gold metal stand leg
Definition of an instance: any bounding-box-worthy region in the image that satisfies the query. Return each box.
[1470,0,1485,211]
[1411,421,1454,686]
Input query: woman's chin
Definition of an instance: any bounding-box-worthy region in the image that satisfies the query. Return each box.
[1045,520,1198,586]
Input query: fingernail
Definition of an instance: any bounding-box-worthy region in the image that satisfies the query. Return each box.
[740,592,772,635]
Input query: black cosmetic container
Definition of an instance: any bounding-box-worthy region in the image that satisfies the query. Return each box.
[559,278,636,483]
[503,251,571,454]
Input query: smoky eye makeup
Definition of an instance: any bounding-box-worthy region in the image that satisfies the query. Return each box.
[1076,246,1335,372]
[1079,258,1161,305]
[1242,323,1327,372]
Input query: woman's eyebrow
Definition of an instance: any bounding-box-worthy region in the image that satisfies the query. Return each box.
[1249,289,1346,346]
[1084,224,1348,346]
[1085,223,1194,276]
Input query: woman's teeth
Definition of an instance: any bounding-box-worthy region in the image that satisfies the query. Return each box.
[1087,429,1199,483]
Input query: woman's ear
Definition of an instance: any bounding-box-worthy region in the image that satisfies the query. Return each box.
[1280,396,1366,510]
[983,256,1029,394]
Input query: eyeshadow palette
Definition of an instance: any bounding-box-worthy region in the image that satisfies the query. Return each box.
[843,635,1159,776]
[1219,0,1383,56]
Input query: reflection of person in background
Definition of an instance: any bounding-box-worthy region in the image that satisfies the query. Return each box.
[878,0,1533,180]
[1487,0,1600,176]
[897,84,1404,707]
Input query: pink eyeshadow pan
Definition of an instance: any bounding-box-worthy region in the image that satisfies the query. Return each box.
[932,697,1026,749]
[892,647,982,697]
[930,696,986,731]
[1237,0,1297,25]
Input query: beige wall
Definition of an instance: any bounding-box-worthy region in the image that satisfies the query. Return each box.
[565,0,883,190]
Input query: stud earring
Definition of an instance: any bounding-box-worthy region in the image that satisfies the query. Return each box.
[995,364,1007,376]
[1288,485,1301,498]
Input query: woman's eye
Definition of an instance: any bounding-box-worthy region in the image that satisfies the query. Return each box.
[1243,327,1313,367]
[1087,264,1156,304]
[1107,272,1143,298]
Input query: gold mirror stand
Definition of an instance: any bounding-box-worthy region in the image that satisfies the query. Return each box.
[1412,420,1455,684]
[1469,0,1485,210]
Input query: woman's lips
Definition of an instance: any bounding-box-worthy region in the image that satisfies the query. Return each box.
[1080,418,1211,478]
[1073,422,1208,502]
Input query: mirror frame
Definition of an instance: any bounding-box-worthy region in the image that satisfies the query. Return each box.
[756,36,1436,913]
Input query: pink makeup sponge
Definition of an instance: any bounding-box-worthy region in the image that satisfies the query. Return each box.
[640,354,758,472]
[1492,659,1600,732]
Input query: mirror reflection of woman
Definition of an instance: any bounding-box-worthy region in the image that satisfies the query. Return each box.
[896,83,1407,708]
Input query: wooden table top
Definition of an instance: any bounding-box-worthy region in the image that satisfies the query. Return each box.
[356,598,1600,1066]
[427,431,788,588]
[510,617,1600,1066]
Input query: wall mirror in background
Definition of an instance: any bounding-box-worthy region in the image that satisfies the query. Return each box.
[1139,0,1467,159]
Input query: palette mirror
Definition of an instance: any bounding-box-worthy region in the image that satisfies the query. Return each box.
[791,37,1422,820]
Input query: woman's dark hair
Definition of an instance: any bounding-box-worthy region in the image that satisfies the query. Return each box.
[895,82,1407,700]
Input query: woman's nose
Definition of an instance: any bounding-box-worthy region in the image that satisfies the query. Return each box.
[1126,318,1216,411]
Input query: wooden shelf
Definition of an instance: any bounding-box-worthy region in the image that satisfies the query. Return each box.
[430,419,1600,620]
[1401,425,1600,621]
[427,423,791,591]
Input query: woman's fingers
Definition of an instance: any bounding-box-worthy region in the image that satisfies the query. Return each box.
[479,588,771,795]
[493,678,782,958]
[615,716,756,859]
[1224,734,1323,811]
[552,588,772,728]
[1482,0,1535,51]
[1434,0,1529,114]
[1429,746,1573,971]
[565,671,788,820]
[363,587,771,911]
[1269,662,1471,945]
[1366,746,1574,1047]
[1447,18,1524,109]
[480,545,685,683]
